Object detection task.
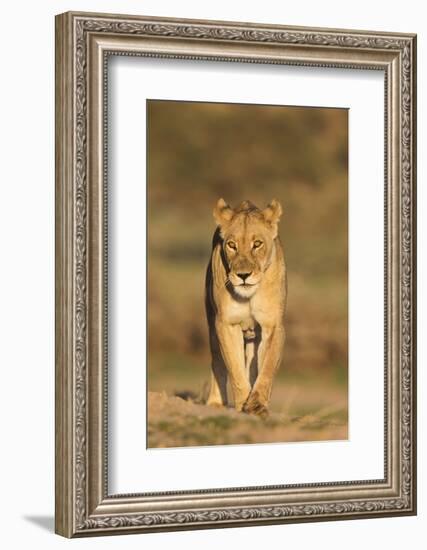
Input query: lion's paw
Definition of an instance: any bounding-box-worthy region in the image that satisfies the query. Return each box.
[242,392,269,419]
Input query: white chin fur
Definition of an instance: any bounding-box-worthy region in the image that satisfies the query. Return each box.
[233,284,258,298]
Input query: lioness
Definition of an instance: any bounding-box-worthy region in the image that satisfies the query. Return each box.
[205,198,287,417]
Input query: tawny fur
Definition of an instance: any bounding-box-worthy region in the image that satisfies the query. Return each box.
[205,198,287,417]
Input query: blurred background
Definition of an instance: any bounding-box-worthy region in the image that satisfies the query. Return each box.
[147,99,348,443]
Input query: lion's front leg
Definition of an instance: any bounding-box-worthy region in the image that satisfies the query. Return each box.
[207,327,228,407]
[243,325,285,416]
[215,320,251,411]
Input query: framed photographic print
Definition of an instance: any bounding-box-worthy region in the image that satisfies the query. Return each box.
[55,11,417,537]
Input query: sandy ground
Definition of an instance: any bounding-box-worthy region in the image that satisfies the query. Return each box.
[147,390,348,448]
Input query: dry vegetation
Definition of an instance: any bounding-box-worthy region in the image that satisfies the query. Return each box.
[147,100,348,448]
[148,389,348,448]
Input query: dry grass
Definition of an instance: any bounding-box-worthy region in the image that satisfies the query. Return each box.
[148,385,348,448]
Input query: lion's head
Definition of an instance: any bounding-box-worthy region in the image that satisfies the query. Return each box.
[213,198,283,299]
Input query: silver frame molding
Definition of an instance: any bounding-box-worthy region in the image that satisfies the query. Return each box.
[55,11,417,538]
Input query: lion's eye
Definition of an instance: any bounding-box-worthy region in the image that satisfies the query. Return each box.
[253,240,263,249]
[227,241,237,250]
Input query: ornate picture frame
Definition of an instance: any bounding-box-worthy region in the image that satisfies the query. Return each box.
[55,11,417,537]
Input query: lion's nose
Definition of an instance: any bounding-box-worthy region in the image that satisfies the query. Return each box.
[237,272,252,282]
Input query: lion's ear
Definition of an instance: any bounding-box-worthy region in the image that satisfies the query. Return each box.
[263,199,283,224]
[263,199,283,236]
[213,198,234,227]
